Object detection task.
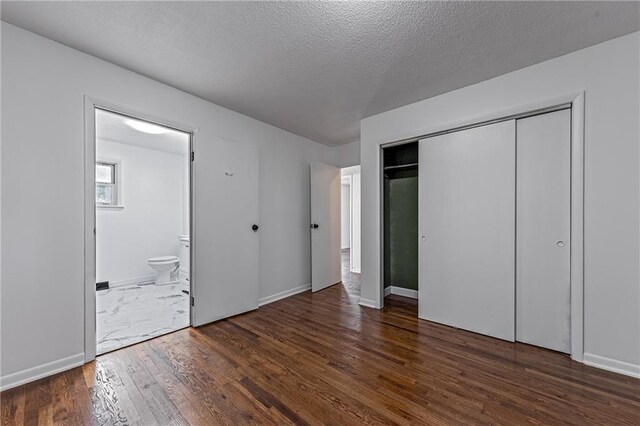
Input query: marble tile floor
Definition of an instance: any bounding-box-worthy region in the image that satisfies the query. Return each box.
[96,281,190,354]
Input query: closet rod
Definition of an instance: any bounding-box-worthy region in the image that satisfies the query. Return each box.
[384,163,419,171]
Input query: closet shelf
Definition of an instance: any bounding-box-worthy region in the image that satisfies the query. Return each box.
[383,163,419,171]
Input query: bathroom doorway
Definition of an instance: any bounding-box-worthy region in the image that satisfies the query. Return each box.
[92,107,192,355]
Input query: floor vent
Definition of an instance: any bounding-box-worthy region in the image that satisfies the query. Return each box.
[96,281,109,291]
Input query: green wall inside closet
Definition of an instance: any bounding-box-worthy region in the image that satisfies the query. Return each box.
[384,168,419,291]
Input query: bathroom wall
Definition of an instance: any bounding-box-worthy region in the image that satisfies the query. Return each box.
[96,138,188,285]
[182,150,190,235]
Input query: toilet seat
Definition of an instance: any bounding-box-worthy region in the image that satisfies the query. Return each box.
[148,255,179,264]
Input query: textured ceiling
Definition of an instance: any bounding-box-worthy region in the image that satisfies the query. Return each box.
[2,1,638,146]
[96,109,190,155]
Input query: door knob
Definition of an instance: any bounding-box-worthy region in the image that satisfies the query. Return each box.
[310,223,319,229]
[556,240,565,247]
[421,235,426,241]
[252,224,259,232]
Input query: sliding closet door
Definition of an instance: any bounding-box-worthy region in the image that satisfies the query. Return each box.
[419,120,516,341]
[192,139,259,326]
[516,109,571,353]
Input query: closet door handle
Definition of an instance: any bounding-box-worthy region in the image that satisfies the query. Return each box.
[252,224,259,232]
[556,240,565,247]
[311,223,319,229]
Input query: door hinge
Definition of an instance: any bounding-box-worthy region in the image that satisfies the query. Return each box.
[191,152,195,161]
[191,296,194,306]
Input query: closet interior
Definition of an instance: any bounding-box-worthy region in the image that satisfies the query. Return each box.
[383,142,419,299]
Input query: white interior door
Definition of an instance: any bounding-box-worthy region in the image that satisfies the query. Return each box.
[516,109,571,353]
[419,120,516,341]
[311,162,342,292]
[192,139,259,326]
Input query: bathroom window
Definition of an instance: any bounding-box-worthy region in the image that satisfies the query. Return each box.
[96,161,121,207]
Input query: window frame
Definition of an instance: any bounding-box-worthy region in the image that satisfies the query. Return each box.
[95,159,123,208]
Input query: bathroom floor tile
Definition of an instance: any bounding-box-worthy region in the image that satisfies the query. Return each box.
[96,282,189,354]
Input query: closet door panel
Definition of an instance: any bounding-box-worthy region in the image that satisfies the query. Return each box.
[516,110,571,353]
[419,120,516,341]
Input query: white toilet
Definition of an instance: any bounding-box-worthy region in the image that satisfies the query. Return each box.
[147,256,180,286]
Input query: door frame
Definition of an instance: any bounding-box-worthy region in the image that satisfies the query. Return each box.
[375,92,585,362]
[83,96,197,362]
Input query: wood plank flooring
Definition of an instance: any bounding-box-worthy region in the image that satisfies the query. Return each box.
[2,255,639,424]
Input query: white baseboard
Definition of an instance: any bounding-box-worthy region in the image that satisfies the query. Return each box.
[384,286,418,299]
[0,353,85,391]
[350,267,361,273]
[259,284,310,306]
[107,275,156,288]
[583,353,640,378]
[358,297,378,308]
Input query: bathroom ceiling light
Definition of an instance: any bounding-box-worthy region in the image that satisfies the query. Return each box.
[125,119,171,134]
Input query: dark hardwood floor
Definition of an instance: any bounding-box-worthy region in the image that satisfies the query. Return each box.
[2,253,639,425]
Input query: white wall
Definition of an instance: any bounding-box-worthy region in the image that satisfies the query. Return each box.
[360,32,640,375]
[333,140,360,168]
[0,23,337,388]
[341,183,351,249]
[96,139,187,285]
[182,146,190,236]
